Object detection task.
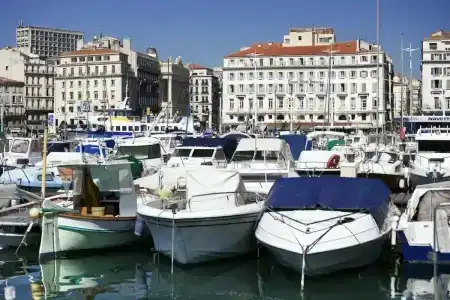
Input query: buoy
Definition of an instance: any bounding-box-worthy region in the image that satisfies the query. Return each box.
[29,208,41,219]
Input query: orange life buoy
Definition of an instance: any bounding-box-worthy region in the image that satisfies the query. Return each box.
[326,154,340,169]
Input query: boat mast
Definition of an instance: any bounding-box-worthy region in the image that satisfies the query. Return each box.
[40,128,48,198]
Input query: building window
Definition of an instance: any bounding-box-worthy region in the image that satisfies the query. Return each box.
[112,66,116,74]
[432,80,442,89]
[373,97,378,108]
[318,96,325,110]
[258,98,263,109]
[239,98,244,109]
[297,97,304,109]
[361,96,367,110]
[268,72,273,80]
[268,98,273,109]
[229,99,234,110]
[429,43,437,50]
[431,67,443,76]
[278,98,284,108]
[350,97,356,109]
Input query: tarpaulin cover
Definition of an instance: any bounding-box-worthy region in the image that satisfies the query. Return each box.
[279,135,311,160]
[181,138,237,161]
[266,177,390,214]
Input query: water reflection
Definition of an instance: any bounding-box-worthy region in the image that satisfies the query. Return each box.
[0,248,449,299]
[39,249,153,299]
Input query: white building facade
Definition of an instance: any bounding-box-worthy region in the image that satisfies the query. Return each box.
[421,30,450,112]
[0,47,56,128]
[54,48,131,128]
[53,36,161,129]
[188,64,221,129]
[222,28,393,130]
[0,77,25,128]
[16,23,83,58]
[160,57,190,117]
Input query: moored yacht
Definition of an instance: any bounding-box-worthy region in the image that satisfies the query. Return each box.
[136,169,266,264]
[409,127,450,187]
[255,177,394,276]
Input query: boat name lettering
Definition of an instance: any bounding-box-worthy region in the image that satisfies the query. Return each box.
[428,117,450,121]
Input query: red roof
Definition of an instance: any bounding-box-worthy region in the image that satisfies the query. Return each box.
[0,77,24,86]
[188,64,208,70]
[225,41,358,58]
[63,48,120,56]
[426,30,450,41]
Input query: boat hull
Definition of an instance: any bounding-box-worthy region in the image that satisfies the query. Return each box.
[397,231,450,264]
[139,212,260,264]
[259,232,388,276]
[408,172,450,188]
[40,213,138,258]
[358,173,407,193]
[295,169,340,177]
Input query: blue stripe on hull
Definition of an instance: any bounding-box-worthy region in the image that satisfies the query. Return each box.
[398,231,450,264]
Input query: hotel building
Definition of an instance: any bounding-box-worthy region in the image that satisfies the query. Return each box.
[421,30,450,112]
[222,27,394,130]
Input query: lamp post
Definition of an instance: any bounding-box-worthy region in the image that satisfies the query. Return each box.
[402,43,419,116]
[322,45,340,128]
[247,52,262,132]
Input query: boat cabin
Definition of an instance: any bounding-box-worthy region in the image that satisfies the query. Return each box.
[167,145,228,168]
[64,161,137,217]
[115,137,165,168]
[228,138,296,182]
[4,137,43,166]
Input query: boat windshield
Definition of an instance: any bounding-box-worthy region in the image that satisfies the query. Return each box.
[232,150,279,162]
[116,144,161,159]
[10,139,29,154]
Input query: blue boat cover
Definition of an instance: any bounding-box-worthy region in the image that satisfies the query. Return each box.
[279,135,311,159]
[181,138,238,161]
[266,177,390,214]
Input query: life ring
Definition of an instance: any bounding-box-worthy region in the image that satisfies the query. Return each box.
[326,154,340,169]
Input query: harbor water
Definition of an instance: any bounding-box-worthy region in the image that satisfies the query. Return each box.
[0,246,446,299]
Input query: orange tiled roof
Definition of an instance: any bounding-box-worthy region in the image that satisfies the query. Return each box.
[0,77,24,86]
[188,64,208,70]
[63,48,120,56]
[426,30,450,41]
[225,41,358,58]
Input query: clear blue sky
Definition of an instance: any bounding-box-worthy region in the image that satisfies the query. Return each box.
[1,0,449,78]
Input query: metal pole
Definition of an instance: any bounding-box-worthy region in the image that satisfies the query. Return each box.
[0,99,3,133]
[327,49,333,128]
[409,43,413,116]
[376,0,380,145]
[254,51,258,131]
[401,34,404,129]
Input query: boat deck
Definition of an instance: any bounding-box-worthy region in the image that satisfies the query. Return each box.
[0,211,35,227]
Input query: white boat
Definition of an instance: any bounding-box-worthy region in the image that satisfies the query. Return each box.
[39,159,140,259]
[227,138,298,190]
[409,127,450,187]
[167,144,228,168]
[114,136,166,175]
[1,137,43,166]
[395,181,450,264]
[295,131,363,176]
[136,169,266,264]
[357,149,409,192]
[255,176,394,276]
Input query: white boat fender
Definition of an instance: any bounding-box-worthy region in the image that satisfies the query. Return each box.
[134,215,145,236]
[4,286,16,300]
[391,216,399,246]
[398,179,405,189]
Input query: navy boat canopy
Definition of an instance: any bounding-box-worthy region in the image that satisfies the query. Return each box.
[266,177,390,213]
[279,135,311,159]
[182,137,238,161]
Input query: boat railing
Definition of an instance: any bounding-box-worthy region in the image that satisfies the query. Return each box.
[412,153,450,171]
[186,191,265,211]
